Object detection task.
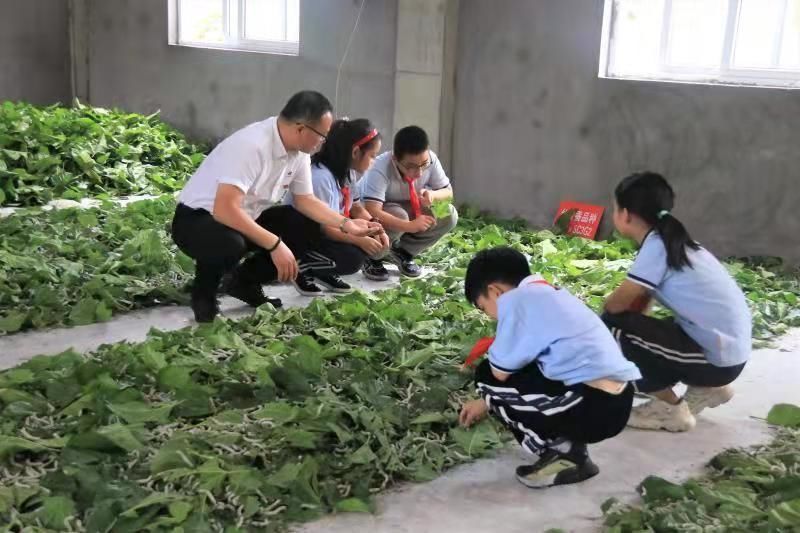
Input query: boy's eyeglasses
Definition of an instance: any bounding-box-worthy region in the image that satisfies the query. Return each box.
[397,159,431,172]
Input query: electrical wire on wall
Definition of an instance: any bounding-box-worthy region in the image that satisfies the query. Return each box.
[334,0,368,115]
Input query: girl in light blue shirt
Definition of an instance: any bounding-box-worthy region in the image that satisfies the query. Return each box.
[288,119,390,295]
[604,172,752,433]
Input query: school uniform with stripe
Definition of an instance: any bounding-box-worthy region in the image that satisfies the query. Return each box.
[476,276,640,455]
[286,163,369,276]
[603,230,752,392]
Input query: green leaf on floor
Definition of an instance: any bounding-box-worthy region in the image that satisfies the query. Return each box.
[639,475,687,502]
[335,497,372,513]
[0,311,26,333]
[108,401,175,425]
[67,424,144,453]
[767,403,800,427]
[431,197,452,218]
[450,420,502,456]
[38,495,77,530]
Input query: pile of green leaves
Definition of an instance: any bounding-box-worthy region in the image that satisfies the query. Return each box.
[3,202,800,342]
[0,196,193,334]
[0,101,206,206]
[1,208,800,530]
[428,211,800,342]
[0,273,505,531]
[603,404,800,532]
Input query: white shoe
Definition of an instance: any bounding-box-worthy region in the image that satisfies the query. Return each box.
[684,385,734,415]
[627,399,696,432]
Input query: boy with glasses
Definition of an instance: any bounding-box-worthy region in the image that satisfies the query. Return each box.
[360,125,458,278]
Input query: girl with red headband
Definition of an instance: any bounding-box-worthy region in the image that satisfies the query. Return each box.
[288,118,391,295]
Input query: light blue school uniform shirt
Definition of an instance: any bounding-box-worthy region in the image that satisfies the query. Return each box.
[287,163,360,214]
[627,231,752,367]
[489,275,642,386]
[359,150,451,204]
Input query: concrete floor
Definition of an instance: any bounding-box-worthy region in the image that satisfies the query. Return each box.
[1,271,799,532]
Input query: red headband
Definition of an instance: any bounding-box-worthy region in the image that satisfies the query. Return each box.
[353,128,379,148]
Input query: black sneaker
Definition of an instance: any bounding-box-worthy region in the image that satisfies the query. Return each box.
[515,444,599,489]
[314,274,353,294]
[191,292,220,323]
[292,273,323,296]
[362,259,390,281]
[224,276,282,308]
[387,247,422,278]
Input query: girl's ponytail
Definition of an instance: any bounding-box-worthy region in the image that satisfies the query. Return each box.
[615,172,699,270]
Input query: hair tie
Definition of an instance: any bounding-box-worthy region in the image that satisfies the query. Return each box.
[353,128,379,148]
[657,210,670,220]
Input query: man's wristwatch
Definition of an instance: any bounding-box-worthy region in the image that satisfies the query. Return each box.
[339,218,350,234]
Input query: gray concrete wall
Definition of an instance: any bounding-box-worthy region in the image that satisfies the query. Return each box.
[453,0,800,262]
[0,0,71,104]
[80,0,397,144]
[393,0,446,152]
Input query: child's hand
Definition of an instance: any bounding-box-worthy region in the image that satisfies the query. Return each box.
[407,215,436,233]
[628,294,652,313]
[358,235,385,256]
[459,399,489,427]
[420,189,433,207]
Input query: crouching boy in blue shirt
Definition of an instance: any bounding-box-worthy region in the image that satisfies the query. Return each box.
[459,247,641,488]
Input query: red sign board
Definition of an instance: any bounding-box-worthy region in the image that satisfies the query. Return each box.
[554,201,605,240]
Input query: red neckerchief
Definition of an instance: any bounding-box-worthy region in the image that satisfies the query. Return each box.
[403,175,422,219]
[341,186,351,218]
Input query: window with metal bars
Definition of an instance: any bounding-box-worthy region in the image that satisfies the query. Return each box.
[600,0,800,88]
[170,0,300,56]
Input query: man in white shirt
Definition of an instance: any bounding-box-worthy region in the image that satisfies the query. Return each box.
[172,91,382,322]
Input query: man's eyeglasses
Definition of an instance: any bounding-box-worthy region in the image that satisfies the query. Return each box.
[297,122,327,141]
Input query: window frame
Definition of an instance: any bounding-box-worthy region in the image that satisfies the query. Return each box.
[599,0,800,89]
[168,0,300,56]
